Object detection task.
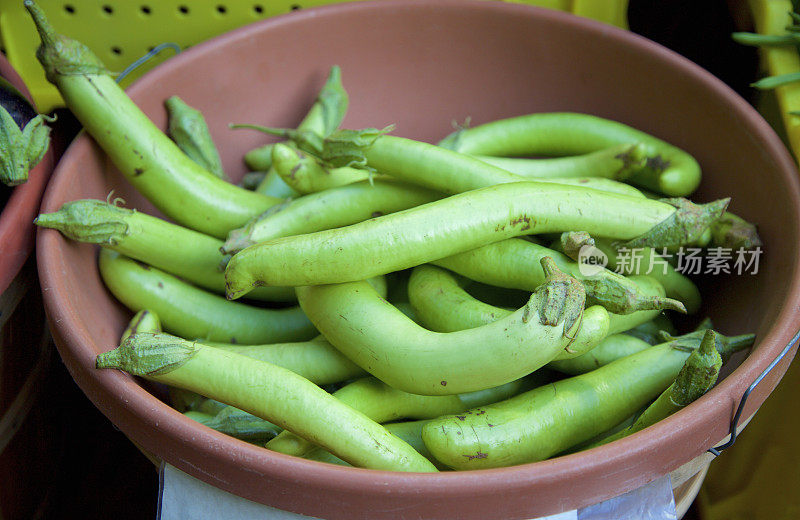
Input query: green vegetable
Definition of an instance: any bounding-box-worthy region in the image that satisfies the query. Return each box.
[35,199,297,302]
[589,329,722,448]
[244,143,275,172]
[641,188,759,251]
[262,128,638,201]
[709,212,762,250]
[296,258,609,395]
[0,103,53,186]
[239,170,267,190]
[247,65,349,196]
[273,136,642,198]
[222,178,441,254]
[438,112,702,197]
[382,421,442,469]
[391,301,419,322]
[547,333,652,375]
[603,277,674,335]
[184,410,214,423]
[340,130,650,200]
[305,420,444,469]
[288,131,522,193]
[408,264,513,333]
[201,337,366,385]
[266,375,536,457]
[120,309,161,343]
[195,397,228,416]
[470,143,647,180]
[98,249,317,344]
[523,176,647,198]
[421,329,753,469]
[25,2,279,238]
[562,408,644,455]
[118,312,257,440]
[189,404,283,443]
[170,387,206,413]
[623,314,678,344]
[431,237,685,315]
[254,168,299,198]
[165,96,227,180]
[593,237,702,314]
[244,65,348,168]
[96,332,437,472]
[271,142,371,193]
[360,133,523,193]
[625,197,728,249]
[225,181,727,298]
[233,125,392,174]
[557,231,595,261]
[407,264,604,360]
[406,265,676,362]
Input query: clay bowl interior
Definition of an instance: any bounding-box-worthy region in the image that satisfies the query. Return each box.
[37,1,800,519]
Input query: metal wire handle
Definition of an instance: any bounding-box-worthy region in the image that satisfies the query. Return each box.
[116,42,182,84]
[707,328,800,456]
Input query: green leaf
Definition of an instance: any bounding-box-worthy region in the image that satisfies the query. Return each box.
[751,71,800,90]
[732,32,800,47]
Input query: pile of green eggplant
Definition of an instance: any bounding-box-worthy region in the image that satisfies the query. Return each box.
[27,1,758,473]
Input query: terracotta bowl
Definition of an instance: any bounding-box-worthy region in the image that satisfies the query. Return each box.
[1,54,57,520]
[1,54,54,409]
[37,1,800,518]
[0,55,55,294]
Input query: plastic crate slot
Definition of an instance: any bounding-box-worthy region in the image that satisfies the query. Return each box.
[0,0,630,113]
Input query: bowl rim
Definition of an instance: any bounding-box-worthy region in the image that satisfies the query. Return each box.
[36,0,800,516]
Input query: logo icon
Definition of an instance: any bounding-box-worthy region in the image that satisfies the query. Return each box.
[577,245,609,277]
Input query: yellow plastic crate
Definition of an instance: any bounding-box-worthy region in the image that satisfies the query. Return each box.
[696,4,800,518]
[0,0,628,113]
[697,351,800,519]
[746,0,800,161]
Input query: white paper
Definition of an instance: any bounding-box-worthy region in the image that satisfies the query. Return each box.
[533,511,578,520]
[158,463,674,520]
[158,463,321,520]
[578,474,677,520]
